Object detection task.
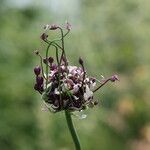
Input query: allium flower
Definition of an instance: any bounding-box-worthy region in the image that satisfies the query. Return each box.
[34,22,118,113]
[40,63,98,112]
[33,22,118,150]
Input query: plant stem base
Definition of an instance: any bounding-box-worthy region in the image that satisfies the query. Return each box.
[65,111,81,150]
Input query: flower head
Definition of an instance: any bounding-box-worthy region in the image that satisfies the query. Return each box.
[34,22,118,113]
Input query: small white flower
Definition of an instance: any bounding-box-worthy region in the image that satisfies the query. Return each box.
[68,66,77,73]
[54,88,60,94]
[61,65,65,70]
[84,85,93,101]
[72,84,80,93]
[89,82,96,90]
[62,83,68,91]
[73,95,79,100]
[85,78,89,82]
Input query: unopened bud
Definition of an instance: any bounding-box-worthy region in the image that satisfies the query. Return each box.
[40,33,48,40]
[50,64,57,71]
[49,24,59,30]
[79,57,84,65]
[110,75,119,82]
[36,76,44,85]
[34,66,41,76]
[48,57,54,64]
[43,58,48,64]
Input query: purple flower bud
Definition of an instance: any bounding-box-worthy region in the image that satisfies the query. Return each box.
[50,64,57,70]
[43,58,48,64]
[110,75,119,82]
[49,24,59,30]
[34,66,41,76]
[79,57,84,65]
[48,57,54,64]
[36,76,44,85]
[40,33,48,40]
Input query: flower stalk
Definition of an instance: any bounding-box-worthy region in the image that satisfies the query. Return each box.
[33,22,118,150]
[65,111,81,150]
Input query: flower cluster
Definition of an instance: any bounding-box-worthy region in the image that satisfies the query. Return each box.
[33,23,118,113]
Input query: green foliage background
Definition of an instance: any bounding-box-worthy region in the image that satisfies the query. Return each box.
[0,0,150,150]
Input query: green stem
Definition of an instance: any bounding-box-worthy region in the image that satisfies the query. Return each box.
[54,45,62,108]
[65,111,81,150]
[93,78,110,93]
[45,42,53,89]
[58,28,67,64]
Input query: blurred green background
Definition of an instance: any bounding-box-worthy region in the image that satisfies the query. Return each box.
[0,0,150,150]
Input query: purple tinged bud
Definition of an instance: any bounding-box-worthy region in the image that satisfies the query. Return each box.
[34,66,41,76]
[50,64,57,70]
[40,33,48,40]
[110,75,119,82]
[36,76,43,85]
[48,57,54,64]
[49,24,59,30]
[79,57,84,65]
[43,58,48,64]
